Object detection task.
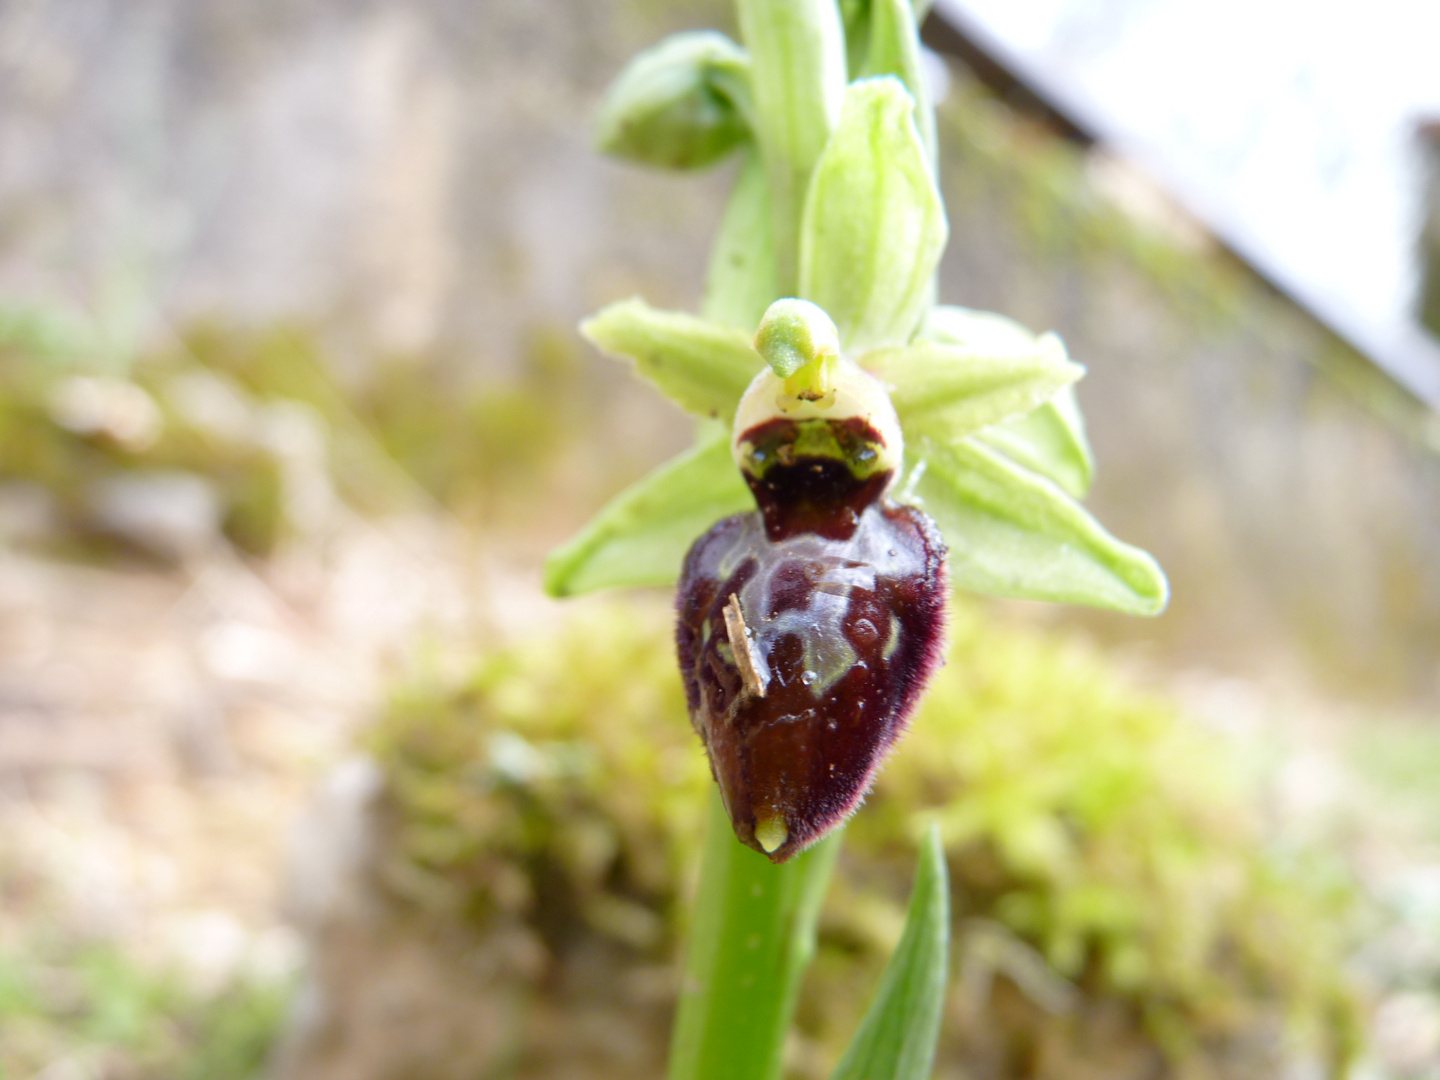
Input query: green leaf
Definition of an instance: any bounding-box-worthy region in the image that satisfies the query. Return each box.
[703,150,780,330]
[736,0,847,292]
[581,299,761,420]
[912,436,1168,615]
[543,433,753,597]
[978,387,1094,498]
[669,791,843,1080]
[864,336,1082,442]
[798,78,947,353]
[830,824,950,1080]
[596,31,752,170]
[858,0,935,163]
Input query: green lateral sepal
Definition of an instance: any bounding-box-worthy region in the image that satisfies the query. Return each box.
[911,437,1168,615]
[596,31,753,170]
[581,299,762,420]
[864,336,1082,442]
[543,432,754,597]
[799,77,946,354]
[922,305,1095,494]
[978,387,1094,498]
[829,824,950,1080]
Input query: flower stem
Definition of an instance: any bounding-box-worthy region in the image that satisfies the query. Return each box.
[667,789,843,1080]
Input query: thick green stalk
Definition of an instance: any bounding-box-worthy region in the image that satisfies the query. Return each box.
[667,790,843,1080]
[735,0,846,294]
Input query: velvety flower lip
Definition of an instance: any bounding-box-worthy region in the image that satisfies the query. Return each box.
[677,500,946,861]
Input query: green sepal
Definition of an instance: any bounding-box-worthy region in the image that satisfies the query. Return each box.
[829,824,950,1080]
[595,31,752,171]
[978,387,1094,498]
[864,337,1082,443]
[922,305,1094,495]
[702,150,780,330]
[912,437,1168,615]
[581,299,761,420]
[798,77,946,353]
[544,432,754,597]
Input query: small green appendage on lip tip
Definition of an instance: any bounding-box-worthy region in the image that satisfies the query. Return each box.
[755,815,789,854]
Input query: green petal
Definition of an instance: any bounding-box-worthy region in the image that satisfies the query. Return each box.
[978,387,1094,498]
[581,299,761,421]
[912,437,1168,615]
[799,77,946,353]
[595,31,752,171]
[543,433,753,597]
[864,336,1082,442]
[828,825,949,1080]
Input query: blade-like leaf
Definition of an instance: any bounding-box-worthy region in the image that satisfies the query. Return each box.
[799,77,946,353]
[703,149,780,330]
[544,433,754,597]
[581,299,761,420]
[829,824,950,1080]
[669,791,843,1080]
[864,336,1082,442]
[912,437,1168,615]
[978,387,1094,498]
[596,31,752,171]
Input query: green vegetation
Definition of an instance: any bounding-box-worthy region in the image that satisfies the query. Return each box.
[0,940,293,1080]
[368,598,1360,1077]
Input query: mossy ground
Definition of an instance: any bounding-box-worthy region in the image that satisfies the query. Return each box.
[368,597,1361,1079]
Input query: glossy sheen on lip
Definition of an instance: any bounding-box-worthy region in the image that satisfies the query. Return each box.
[676,499,947,862]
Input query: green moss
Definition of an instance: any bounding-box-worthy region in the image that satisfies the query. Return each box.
[367,598,1361,1077]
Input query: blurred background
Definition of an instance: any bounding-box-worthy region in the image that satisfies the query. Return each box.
[1,0,1438,1077]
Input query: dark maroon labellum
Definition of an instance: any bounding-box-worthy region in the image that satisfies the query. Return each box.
[676,415,947,862]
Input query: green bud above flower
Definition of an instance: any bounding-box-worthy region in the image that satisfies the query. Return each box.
[595,31,753,171]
